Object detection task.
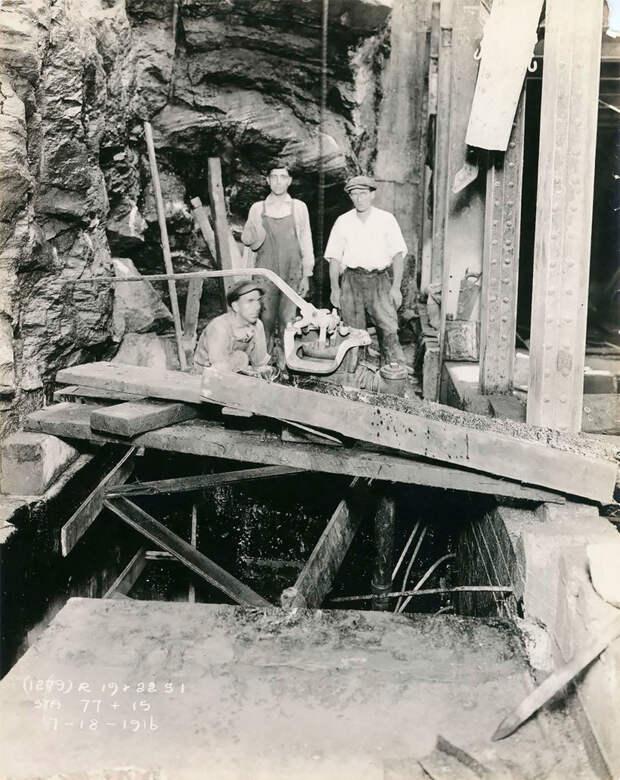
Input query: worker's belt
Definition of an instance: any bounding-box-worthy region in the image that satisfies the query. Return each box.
[344,266,389,276]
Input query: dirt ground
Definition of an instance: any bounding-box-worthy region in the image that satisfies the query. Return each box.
[0,598,595,779]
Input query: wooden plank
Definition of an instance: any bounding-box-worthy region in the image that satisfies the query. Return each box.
[143,121,187,371]
[527,0,604,431]
[25,403,569,504]
[493,616,620,741]
[107,465,301,497]
[103,547,146,599]
[465,0,543,151]
[56,362,616,501]
[190,196,216,257]
[201,369,616,503]
[56,362,203,403]
[183,277,203,351]
[61,447,136,556]
[281,479,364,609]
[90,400,199,438]
[207,158,233,298]
[53,385,145,404]
[104,497,270,607]
[480,92,525,394]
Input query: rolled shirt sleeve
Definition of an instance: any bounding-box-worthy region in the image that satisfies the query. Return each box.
[324,216,346,270]
[241,202,267,251]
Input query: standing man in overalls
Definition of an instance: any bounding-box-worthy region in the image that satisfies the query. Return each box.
[325,175,408,368]
[241,162,314,362]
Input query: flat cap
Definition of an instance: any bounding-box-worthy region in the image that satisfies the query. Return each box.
[227,279,264,306]
[344,175,377,193]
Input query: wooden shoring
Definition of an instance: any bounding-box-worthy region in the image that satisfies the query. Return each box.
[281,478,366,609]
[61,447,136,556]
[526,0,603,431]
[90,400,199,438]
[26,402,571,504]
[143,121,187,371]
[107,465,302,497]
[480,91,525,394]
[103,547,146,600]
[104,496,271,607]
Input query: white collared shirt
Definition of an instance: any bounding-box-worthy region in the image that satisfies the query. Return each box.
[324,207,407,271]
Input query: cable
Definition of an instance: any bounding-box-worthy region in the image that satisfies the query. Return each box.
[391,520,420,581]
[394,525,427,613]
[398,552,456,614]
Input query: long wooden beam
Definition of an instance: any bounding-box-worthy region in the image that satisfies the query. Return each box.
[104,496,270,608]
[25,403,568,504]
[103,547,146,599]
[200,369,615,503]
[526,0,603,431]
[281,479,365,609]
[107,465,301,497]
[144,121,186,371]
[51,362,616,501]
[61,447,136,556]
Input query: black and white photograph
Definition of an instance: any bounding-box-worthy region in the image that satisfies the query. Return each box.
[0,0,618,777]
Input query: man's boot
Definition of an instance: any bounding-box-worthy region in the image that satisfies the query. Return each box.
[381,333,407,368]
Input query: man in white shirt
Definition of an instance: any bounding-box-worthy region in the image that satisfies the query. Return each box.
[325,175,407,367]
[241,162,314,358]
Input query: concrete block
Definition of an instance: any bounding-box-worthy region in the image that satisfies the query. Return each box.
[0,432,79,495]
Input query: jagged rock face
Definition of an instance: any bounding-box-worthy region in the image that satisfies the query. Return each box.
[0,0,393,435]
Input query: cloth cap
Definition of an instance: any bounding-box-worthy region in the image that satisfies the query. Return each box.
[344,175,377,193]
[227,279,264,306]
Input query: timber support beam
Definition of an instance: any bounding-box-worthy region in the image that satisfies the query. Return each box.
[527,0,603,431]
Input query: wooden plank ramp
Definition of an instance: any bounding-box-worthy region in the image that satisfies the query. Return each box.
[51,362,616,501]
[200,370,615,503]
[25,403,567,504]
[104,496,270,608]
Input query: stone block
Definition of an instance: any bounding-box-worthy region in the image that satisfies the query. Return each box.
[112,332,180,371]
[0,432,79,496]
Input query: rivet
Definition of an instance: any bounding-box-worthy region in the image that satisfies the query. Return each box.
[506,200,513,207]
[509,142,516,149]
[502,297,509,303]
[508,161,515,168]
[560,395,567,403]
[495,200,500,206]
[491,260,498,265]
[544,397,551,403]
[566,289,573,296]
[501,316,508,322]
[503,259,511,265]
[492,239,498,245]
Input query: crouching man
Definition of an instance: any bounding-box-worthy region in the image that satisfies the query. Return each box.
[194,280,276,379]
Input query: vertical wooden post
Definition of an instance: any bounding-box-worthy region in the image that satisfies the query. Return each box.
[371,494,396,611]
[480,92,526,394]
[430,0,453,288]
[527,0,603,431]
[207,158,234,298]
[143,121,187,371]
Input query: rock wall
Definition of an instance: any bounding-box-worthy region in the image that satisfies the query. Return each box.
[0,0,401,438]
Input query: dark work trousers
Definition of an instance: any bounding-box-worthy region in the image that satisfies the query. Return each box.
[340,267,405,365]
[256,210,303,354]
